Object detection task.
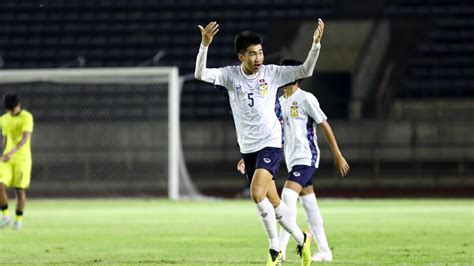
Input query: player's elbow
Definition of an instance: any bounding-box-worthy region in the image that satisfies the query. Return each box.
[194,69,201,80]
[321,122,333,136]
[297,66,314,79]
[301,71,312,78]
[303,65,317,78]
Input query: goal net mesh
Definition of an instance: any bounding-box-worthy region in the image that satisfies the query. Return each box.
[0,68,202,198]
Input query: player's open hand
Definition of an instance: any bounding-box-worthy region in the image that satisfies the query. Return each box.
[198,21,219,47]
[237,159,246,175]
[335,155,349,177]
[313,18,325,44]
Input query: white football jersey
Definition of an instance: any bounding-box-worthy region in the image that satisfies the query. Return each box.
[212,64,301,153]
[195,42,321,153]
[279,88,327,171]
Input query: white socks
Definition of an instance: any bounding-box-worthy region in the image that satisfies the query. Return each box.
[256,198,280,251]
[300,193,330,253]
[275,194,304,246]
[256,193,325,253]
[278,188,300,254]
[278,190,331,255]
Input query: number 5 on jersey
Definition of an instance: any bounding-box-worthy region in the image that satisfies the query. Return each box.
[247,93,254,107]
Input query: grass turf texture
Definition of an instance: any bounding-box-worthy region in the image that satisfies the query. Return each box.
[0,199,472,265]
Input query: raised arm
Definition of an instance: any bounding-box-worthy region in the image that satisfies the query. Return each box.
[194,21,221,83]
[319,120,349,177]
[294,18,325,79]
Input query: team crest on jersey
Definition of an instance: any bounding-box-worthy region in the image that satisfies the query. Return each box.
[259,79,269,96]
[290,101,299,118]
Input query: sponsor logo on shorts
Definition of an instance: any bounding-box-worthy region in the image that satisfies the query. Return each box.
[263,158,271,164]
[293,171,301,177]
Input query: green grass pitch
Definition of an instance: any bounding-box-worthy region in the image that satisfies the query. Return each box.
[0,199,472,265]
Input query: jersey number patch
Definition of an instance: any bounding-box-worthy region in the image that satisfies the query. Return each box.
[247,93,254,107]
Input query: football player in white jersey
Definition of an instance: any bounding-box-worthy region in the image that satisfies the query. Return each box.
[238,59,349,262]
[278,58,349,262]
[195,20,325,266]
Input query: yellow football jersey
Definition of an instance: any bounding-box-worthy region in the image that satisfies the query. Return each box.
[1,110,34,160]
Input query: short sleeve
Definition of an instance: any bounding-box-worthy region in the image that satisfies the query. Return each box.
[22,113,34,133]
[305,93,327,124]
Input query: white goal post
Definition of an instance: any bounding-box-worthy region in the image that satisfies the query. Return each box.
[0,67,200,200]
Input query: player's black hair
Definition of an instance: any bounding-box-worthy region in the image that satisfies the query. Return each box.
[234,31,263,54]
[3,94,20,110]
[280,58,304,85]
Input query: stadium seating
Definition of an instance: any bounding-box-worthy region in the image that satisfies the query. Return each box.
[384,0,474,98]
[2,0,472,117]
[0,0,333,119]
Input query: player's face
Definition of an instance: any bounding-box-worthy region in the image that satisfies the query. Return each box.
[239,44,264,74]
[7,103,21,116]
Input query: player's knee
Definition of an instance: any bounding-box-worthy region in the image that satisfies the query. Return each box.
[250,189,265,203]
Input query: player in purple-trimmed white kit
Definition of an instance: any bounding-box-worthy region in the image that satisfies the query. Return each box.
[195,20,325,266]
[239,58,349,262]
[277,58,349,262]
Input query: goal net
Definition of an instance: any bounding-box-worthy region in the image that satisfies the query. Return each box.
[0,67,202,199]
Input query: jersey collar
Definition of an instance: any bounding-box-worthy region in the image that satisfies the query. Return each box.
[240,64,259,80]
[284,87,301,100]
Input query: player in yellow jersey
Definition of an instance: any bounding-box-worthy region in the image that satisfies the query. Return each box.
[0,94,34,230]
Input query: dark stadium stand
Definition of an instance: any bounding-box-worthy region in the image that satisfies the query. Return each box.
[0,0,332,70]
[384,0,474,98]
[0,0,333,119]
[1,0,472,118]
